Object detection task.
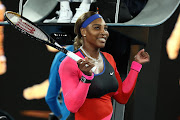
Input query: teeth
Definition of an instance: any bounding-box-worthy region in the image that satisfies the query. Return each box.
[98,38,106,41]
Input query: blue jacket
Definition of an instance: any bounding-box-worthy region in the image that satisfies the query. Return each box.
[45,45,74,120]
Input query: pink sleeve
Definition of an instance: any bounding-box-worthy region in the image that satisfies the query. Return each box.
[131,61,142,72]
[59,57,91,113]
[113,61,142,104]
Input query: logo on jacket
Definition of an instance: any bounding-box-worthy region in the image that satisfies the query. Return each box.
[110,72,114,76]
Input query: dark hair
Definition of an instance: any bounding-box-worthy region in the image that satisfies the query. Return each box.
[73,11,97,50]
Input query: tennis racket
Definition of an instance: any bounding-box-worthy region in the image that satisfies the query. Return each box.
[5,11,96,72]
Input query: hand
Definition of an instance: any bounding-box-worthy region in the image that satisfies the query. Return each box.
[77,57,95,76]
[134,49,150,64]
[166,14,180,60]
[0,55,7,75]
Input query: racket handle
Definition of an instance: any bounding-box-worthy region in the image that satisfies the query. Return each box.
[66,51,81,61]
[66,51,96,73]
[91,66,96,73]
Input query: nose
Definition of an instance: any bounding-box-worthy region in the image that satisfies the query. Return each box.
[100,29,108,36]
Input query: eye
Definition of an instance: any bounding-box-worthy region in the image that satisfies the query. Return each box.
[94,26,100,30]
[104,27,108,31]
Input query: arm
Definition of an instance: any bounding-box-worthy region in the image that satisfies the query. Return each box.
[113,61,141,104]
[45,55,63,117]
[113,49,149,104]
[102,52,140,104]
[46,45,74,117]
[166,14,180,60]
[59,58,92,113]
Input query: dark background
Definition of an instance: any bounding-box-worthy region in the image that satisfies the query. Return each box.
[1,1,56,120]
[0,0,180,120]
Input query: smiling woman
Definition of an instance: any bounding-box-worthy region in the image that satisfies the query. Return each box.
[59,11,150,120]
[81,16,109,49]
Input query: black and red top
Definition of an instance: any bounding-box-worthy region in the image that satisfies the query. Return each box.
[59,50,142,120]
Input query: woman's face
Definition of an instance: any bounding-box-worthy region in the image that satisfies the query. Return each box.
[83,18,109,49]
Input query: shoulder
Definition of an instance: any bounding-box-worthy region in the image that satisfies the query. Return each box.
[101,52,116,68]
[101,52,114,61]
[101,52,112,56]
[59,51,83,77]
[60,50,83,68]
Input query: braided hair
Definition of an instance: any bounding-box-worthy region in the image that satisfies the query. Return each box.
[73,11,97,50]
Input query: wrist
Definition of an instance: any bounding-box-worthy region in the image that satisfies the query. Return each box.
[80,73,94,83]
[131,61,142,72]
[82,73,94,80]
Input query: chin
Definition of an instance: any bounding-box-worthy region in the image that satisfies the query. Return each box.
[96,42,106,48]
[99,44,106,48]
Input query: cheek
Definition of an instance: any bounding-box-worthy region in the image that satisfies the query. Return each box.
[90,33,99,38]
[87,30,97,36]
[106,32,109,39]
[107,31,109,36]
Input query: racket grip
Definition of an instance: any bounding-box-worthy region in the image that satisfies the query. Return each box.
[66,51,96,72]
[91,66,96,73]
[66,51,81,61]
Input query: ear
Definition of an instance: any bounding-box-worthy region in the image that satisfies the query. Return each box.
[80,27,86,37]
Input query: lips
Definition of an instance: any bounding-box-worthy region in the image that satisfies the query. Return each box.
[98,38,106,42]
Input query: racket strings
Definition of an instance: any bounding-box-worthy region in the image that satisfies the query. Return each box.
[6,14,30,36]
[5,11,84,64]
[6,12,49,42]
[5,11,68,53]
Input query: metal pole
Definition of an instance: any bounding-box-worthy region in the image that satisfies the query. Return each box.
[19,0,23,16]
[115,0,120,23]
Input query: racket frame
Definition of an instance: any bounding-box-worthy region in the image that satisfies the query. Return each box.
[5,11,68,54]
[4,11,96,71]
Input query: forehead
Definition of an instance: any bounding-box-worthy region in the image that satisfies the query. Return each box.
[89,18,106,26]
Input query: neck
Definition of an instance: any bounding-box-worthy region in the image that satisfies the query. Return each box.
[81,45,100,59]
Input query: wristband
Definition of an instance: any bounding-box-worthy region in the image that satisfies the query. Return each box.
[131,61,142,72]
[80,73,94,83]
[80,76,92,83]
[82,73,94,80]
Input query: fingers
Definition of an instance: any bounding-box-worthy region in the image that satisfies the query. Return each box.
[78,58,91,67]
[140,51,150,61]
[140,51,149,58]
[136,49,144,57]
[84,57,89,61]
[137,49,149,57]
[77,58,95,76]
[140,48,145,52]
[135,49,150,64]
[77,59,85,65]
[137,49,145,54]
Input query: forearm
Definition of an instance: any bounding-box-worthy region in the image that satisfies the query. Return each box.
[121,61,141,94]
[63,81,91,113]
[113,61,141,104]
[60,60,92,113]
